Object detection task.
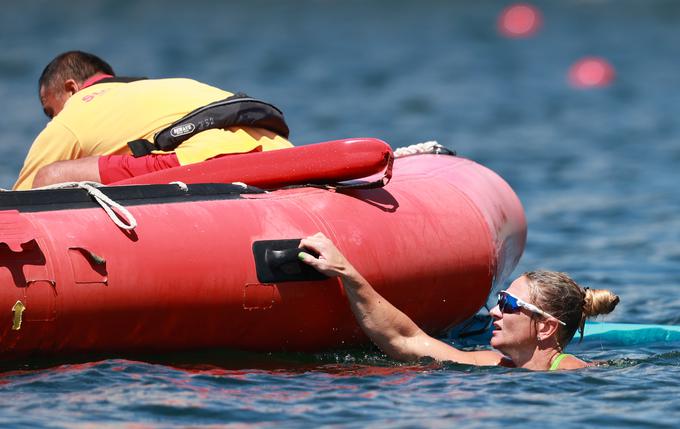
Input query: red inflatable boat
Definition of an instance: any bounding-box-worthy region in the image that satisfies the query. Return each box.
[0,138,526,360]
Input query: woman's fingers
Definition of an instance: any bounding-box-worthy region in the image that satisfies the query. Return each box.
[298,233,348,277]
[298,250,318,265]
[298,249,337,277]
[299,233,333,255]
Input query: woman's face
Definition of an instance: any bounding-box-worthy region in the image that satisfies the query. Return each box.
[489,276,538,354]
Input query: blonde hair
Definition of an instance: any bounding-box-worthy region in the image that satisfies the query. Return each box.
[523,271,619,347]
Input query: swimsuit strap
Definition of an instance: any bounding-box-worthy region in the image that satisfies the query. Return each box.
[549,353,572,371]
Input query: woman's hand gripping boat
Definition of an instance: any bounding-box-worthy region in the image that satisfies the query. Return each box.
[0,138,526,360]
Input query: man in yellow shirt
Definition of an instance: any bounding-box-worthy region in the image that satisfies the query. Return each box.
[14,51,292,190]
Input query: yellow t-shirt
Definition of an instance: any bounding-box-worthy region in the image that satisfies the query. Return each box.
[14,78,292,190]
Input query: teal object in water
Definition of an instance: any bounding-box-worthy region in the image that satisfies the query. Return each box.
[449,319,680,347]
[581,322,680,345]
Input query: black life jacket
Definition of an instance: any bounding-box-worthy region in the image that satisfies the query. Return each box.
[126,92,290,158]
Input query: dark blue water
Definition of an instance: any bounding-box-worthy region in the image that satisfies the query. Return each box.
[1,0,679,427]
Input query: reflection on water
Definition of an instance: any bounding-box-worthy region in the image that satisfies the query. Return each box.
[1,351,675,427]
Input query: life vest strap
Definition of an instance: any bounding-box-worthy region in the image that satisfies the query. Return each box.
[128,139,158,158]
[126,93,289,158]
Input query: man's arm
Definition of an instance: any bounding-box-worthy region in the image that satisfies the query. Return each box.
[299,233,502,366]
[31,157,101,188]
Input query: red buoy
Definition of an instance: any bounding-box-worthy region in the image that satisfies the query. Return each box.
[498,3,542,38]
[112,138,393,189]
[568,57,615,88]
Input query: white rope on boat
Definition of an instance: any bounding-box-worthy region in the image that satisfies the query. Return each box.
[37,181,138,231]
[230,182,270,193]
[169,181,189,192]
[394,140,449,158]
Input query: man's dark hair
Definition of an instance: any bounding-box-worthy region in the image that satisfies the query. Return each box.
[39,51,115,92]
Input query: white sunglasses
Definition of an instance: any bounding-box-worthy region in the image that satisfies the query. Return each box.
[497,290,567,326]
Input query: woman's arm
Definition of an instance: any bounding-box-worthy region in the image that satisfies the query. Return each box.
[299,233,502,366]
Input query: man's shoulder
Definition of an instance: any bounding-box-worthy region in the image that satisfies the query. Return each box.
[130,77,222,90]
[119,78,233,102]
[100,77,230,98]
[57,77,232,130]
[38,118,78,140]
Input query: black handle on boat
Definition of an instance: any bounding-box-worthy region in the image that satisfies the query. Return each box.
[265,248,304,268]
[253,239,328,283]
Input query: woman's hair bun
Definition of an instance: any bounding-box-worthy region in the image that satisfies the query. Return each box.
[583,288,620,318]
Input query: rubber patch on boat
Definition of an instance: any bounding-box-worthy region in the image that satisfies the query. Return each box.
[243,283,280,310]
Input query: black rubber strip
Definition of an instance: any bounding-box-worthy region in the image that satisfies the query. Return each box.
[0,183,264,213]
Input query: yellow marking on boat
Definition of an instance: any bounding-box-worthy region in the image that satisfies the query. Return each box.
[12,301,26,331]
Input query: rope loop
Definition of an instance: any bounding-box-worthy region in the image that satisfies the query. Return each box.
[394,141,455,158]
[37,181,137,231]
[169,181,189,192]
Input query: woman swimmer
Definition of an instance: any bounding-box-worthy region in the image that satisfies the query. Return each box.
[298,232,619,371]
